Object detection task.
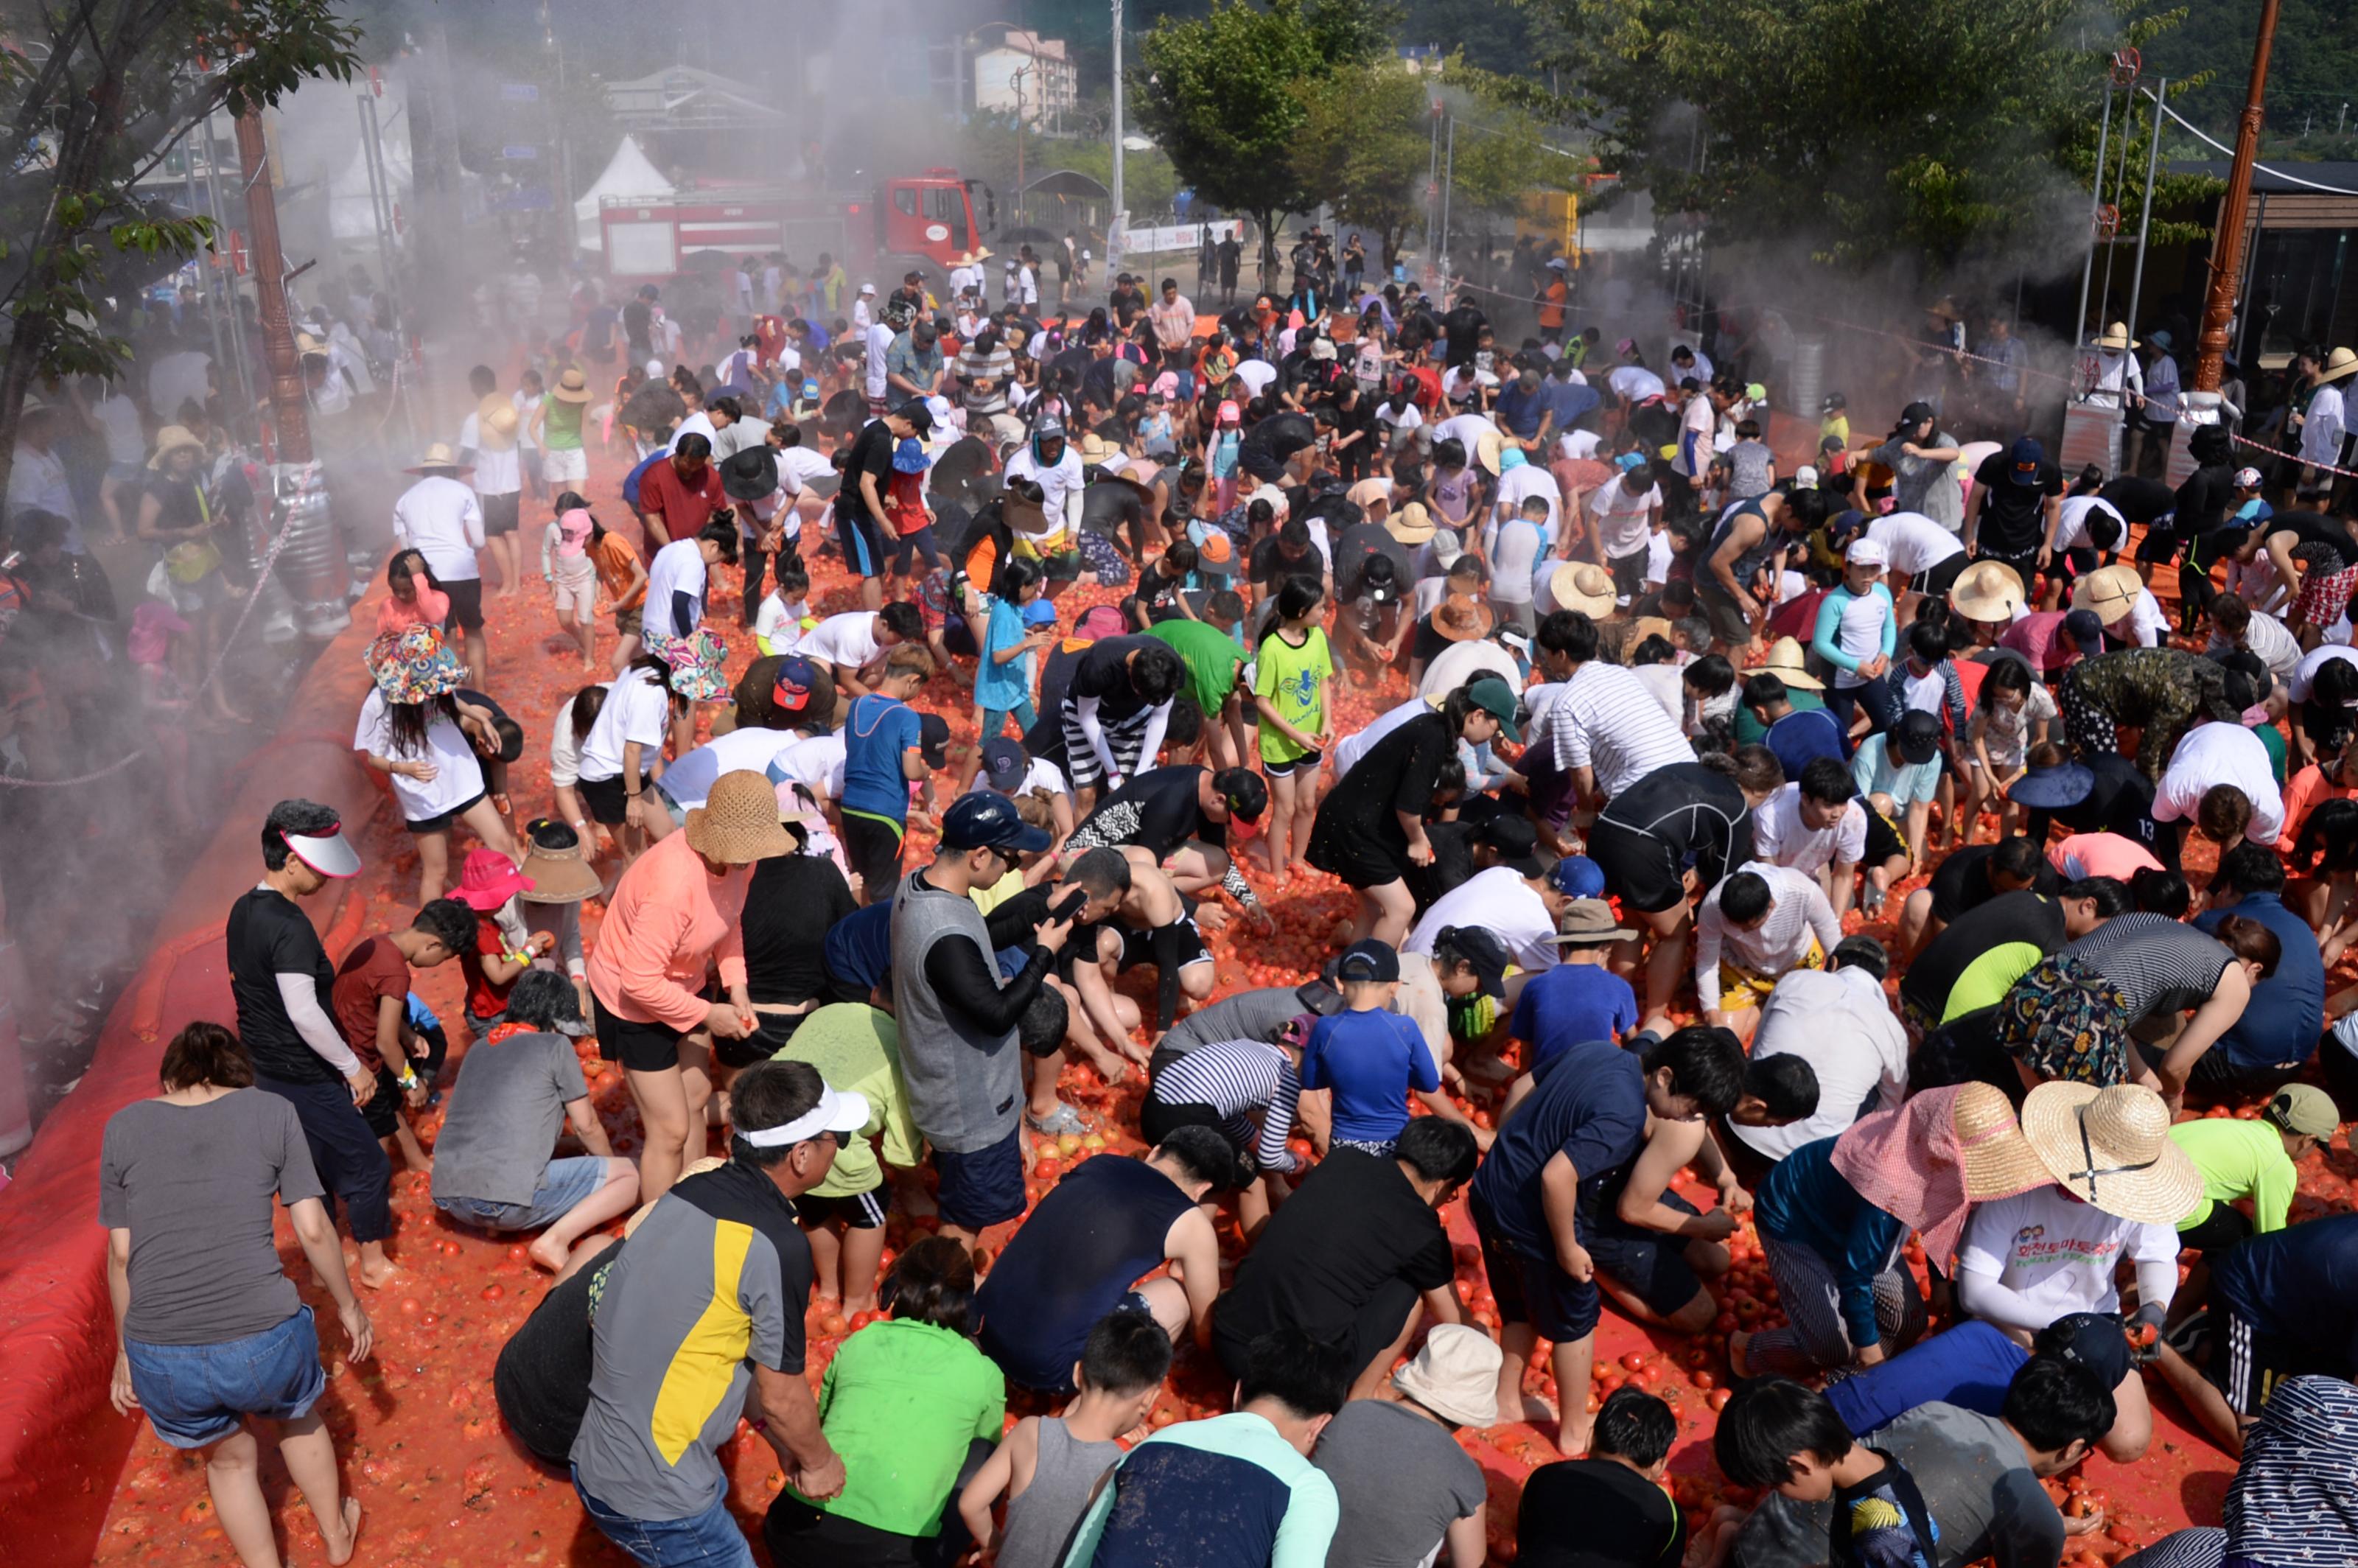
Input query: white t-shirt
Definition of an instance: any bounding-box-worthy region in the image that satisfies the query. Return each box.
[1233,360,1278,397]
[579,669,671,780]
[1335,697,1431,780]
[1606,365,1665,402]
[794,611,883,673]
[1376,399,1424,437]
[1752,783,1868,876]
[1589,475,1663,560]
[2120,587,2171,649]
[2288,643,2358,704]
[458,413,520,496]
[643,538,709,641]
[2053,495,2123,553]
[1433,413,1495,455]
[1495,464,1563,533]
[550,703,586,789]
[354,689,487,823]
[2152,721,2284,844]
[1485,511,1550,606]
[779,447,835,489]
[92,391,145,466]
[1673,395,1715,479]
[1558,429,1603,463]
[1645,529,1674,586]
[1867,511,1966,576]
[1404,865,1560,973]
[770,732,848,801]
[1956,1186,2181,1323]
[864,323,894,400]
[754,593,811,655]
[1734,966,1909,1162]
[391,475,485,583]
[658,727,802,812]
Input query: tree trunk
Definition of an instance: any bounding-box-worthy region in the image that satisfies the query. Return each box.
[1253,209,1281,295]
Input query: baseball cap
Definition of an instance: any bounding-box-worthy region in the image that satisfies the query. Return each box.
[1477,815,1543,878]
[1547,855,1608,899]
[941,790,1052,853]
[2064,608,2107,654]
[1893,709,1944,765]
[1335,938,1402,984]
[2008,436,2046,486]
[1894,400,1937,433]
[2265,1083,2339,1139]
[1464,676,1522,741]
[1215,766,1269,822]
[1217,400,1242,424]
[772,656,822,716]
[1021,598,1059,628]
[2233,466,2265,489]
[1847,537,1891,570]
[917,712,952,769]
[979,736,1029,794]
[1614,337,1638,356]
[895,398,937,436]
[1614,450,1648,473]
[1360,554,1400,605]
[858,282,877,295]
[1436,925,1511,998]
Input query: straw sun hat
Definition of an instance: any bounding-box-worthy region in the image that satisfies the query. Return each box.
[1741,634,1824,691]
[2020,1081,2203,1225]
[1830,1082,2051,1264]
[1549,561,1618,617]
[1948,559,2026,623]
[684,770,797,865]
[2071,564,2144,624]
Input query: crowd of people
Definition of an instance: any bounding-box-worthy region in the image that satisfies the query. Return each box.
[64,234,2358,1568]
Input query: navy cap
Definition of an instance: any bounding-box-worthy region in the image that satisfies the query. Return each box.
[942,790,1052,853]
[979,736,1028,794]
[1335,939,1401,984]
[2008,436,2046,486]
[1438,925,1512,998]
[2064,608,2107,654]
[772,655,822,715]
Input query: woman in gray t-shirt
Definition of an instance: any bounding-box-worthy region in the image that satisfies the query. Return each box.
[101,1022,374,1567]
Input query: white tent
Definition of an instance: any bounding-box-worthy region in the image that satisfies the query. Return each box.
[575,135,674,253]
[326,122,413,245]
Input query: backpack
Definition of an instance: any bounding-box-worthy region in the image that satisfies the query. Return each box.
[622,450,665,511]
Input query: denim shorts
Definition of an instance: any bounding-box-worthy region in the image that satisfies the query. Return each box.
[576,1469,756,1568]
[123,1306,326,1448]
[435,1155,609,1232]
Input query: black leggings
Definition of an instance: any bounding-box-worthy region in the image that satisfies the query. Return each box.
[1825,673,1902,738]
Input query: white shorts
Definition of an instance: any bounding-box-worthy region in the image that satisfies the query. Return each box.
[552,568,595,620]
[543,447,589,485]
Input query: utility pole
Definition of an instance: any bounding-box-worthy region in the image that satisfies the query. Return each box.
[2194,0,2282,391]
[235,110,309,464]
[1110,0,1125,218]
[2121,78,2168,377]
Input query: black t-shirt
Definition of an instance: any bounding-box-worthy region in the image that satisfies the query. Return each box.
[2175,463,2237,536]
[2267,511,2358,570]
[2097,475,2177,527]
[1927,844,2060,923]
[1318,711,1456,839]
[1079,480,1145,539]
[1210,1148,1452,1355]
[1249,536,1323,588]
[836,419,896,527]
[1023,638,1093,757]
[1239,411,1318,475]
[1973,452,2065,554]
[1077,766,1224,860]
[1441,304,1488,368]
[1068,634,1157,721]
[226,886,340,1085]
[1518,1457,1686,1568]
[1900,889,2068,1022]
[1330,521,1410,602]
[493,1240,619,1464]
[741,855,859,1005]
[622,300,652,346]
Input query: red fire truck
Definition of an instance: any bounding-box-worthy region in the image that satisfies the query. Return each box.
[595,168,1003,294]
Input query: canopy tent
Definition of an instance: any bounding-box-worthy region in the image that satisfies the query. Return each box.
[574,134,674,252]
[326,117,413,245]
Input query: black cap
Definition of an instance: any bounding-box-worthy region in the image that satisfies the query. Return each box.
[1894,400,1937,433]
[917,712,952,769]
[942,790,1051,853]
[1477,816,1543,878]
[895,398,936,436]
[1893,709,1944,765]
[1439,925,1512,998]
[1215,766,1268,822]
[1294,979,1345,1017]
[1336,939,1401,984]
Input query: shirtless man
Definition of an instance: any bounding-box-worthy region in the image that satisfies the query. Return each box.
[1067,846,1220,1052]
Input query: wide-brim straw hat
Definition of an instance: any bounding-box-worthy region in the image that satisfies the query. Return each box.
[1627,615,1676,648]
[551,367,595,403]
[406,441,474,476]
[1949,559,2026,623]
[1432,592,1495,642]
[2071,564,2144,623]
[1391,1323,1501,1428]
[684,769,797,864]
[1386,501,1435,546]
[1473,430,1504,476]
[1743,634,1824,690]
[1550,561,1617,617]
[2020,1081,2203,1225]
[1831,1082,2051,1265]
[147,424,206,469]
[2323,346,2358,385]
[2096,321,2138,352]
[475,393,520,451]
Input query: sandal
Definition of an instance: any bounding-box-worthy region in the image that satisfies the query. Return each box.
[1026,1103,1091,1138]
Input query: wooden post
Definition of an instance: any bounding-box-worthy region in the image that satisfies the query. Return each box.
[2193,0,2282,392]
[235,109,312,464]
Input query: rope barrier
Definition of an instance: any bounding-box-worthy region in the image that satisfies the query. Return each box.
[0,479,304,790]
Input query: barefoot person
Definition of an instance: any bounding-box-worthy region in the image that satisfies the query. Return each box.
[227,799,402,1290]
[102,1022,374,1568]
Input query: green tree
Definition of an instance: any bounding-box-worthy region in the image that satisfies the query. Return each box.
[0,0,364,491]
[1508,0,2211,269]
[1130,0,1394,279]
[1289,63,1434,268]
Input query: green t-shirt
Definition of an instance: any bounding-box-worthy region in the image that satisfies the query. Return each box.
[2169,1116,2298,1233]
[1253,625,1332,764]
[1941,940,2048,1022]
[2253,720,2287,787]
[768,1004,920,1197]
[1148,617,1245,716]
[1734,686,1828,746]
[542,396,587,451]
[801,1317,1006,1534]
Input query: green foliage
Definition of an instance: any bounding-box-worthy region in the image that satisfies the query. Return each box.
[2141,0,2358,162]
[959,112,1180,218]
[1,0,364,457]
[1289,62,1435,259]
[1130,0,1395,248]
[1509,0,2215,268]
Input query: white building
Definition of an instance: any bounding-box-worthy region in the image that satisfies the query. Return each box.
[973,31,1077,133]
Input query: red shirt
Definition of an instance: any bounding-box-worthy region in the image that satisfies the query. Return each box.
[637,457,724,542]
[458,909,514,1021]
[330,936,410,1074]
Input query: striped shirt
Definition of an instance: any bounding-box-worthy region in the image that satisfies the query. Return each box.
[1148,1039,1302,1174]
[1693,861,1844,1013]
[2064,912,2234,1023]
[2224,1376,2358,1564]
[1535,661,1694,799]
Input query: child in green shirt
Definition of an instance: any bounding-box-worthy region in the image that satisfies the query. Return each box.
[1253,574,1333,886]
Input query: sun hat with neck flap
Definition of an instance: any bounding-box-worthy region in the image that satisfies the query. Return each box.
[684,770,797,865]
[1830,1082,2051,1265]
[1391,1323,1502,1427]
